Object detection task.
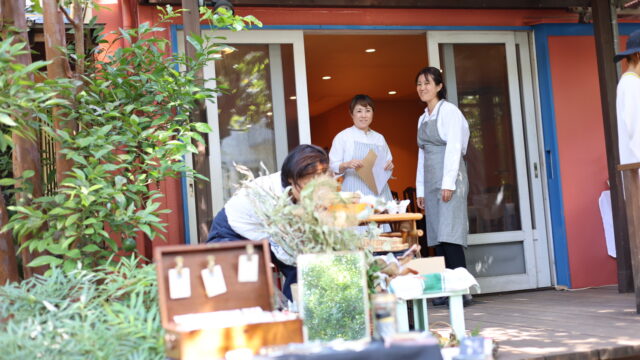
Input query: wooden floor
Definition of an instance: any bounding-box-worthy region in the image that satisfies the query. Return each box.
[428,285,640,360]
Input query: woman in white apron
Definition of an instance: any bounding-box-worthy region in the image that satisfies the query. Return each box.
[414,67,472,306]
[329,95,394,233]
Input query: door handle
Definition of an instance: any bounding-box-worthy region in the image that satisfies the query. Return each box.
[533,162,539,179]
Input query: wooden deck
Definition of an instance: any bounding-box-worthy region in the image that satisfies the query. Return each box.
[428,285,640,360]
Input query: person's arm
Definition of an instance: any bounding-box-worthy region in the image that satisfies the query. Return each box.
[329,132,346,174]
[440,106,466,192]
[382,135,394,171]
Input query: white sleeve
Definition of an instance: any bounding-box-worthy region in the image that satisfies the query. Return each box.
[440,106,466,191]
[329,132,345,174]
[382,135,393,162]
[416,147,425,197]
[624,79,640,161]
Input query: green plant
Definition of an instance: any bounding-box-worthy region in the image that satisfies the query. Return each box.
[0,256,162,360]
[2,7,261,271]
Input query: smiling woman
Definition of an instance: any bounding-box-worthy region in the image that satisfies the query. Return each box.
[328,94,395,201]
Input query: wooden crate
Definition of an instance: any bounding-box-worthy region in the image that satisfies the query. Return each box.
[155,240,303,360]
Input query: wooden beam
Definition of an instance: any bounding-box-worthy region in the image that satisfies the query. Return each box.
[592,0,635,293]
[181,0,214,244]
[226,0,591,7]
[144,0,590,8]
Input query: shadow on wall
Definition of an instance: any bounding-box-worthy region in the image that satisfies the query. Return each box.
[310,98,425,196]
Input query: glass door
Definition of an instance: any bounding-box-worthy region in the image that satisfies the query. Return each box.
[179,30,310,242]
[427,31,551,292]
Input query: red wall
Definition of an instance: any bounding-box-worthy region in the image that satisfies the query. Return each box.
[311,99,425,198]
[548,36,617,288]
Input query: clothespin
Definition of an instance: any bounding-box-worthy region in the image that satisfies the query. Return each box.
[175,256,184,275]
[207,255,216,273]
[246,243,254,256]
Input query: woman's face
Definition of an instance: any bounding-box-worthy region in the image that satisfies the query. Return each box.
[350,104,374,131]
[289,164,329,201]
[416,74,442,104]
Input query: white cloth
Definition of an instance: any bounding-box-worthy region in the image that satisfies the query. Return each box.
[224,172,292,264]
[443,268,480,292]
[598,190,616,258]
[329,126,392,175]
[415,100,470,196]
[616,72,640,165]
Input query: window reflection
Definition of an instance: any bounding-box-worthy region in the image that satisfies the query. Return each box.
[441,44,521,234]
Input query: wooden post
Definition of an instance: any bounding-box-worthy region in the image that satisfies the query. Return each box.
[617,163,640,313]
[43,0,75,185]
[1,0,46,278]
[181,0,214,243]
[592,0,634,293]
[0,194,19,284]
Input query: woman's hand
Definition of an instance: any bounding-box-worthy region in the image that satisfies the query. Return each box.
[417,197,425,210]
[441,189,453,202]
[340,160,364,173]
[384,160,394,171]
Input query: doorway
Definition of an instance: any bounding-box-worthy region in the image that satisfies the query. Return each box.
[305,32,552,293]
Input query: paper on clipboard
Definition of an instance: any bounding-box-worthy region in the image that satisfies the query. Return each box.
[355,149,392,195]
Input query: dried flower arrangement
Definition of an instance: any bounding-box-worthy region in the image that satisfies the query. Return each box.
[235,165,380,264]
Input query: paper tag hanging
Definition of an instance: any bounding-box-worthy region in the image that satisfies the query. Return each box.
[201,265,227,298]
[238,244,259,282]
[168,267,191,299]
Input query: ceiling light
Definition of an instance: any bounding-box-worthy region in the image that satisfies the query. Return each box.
[289,96,297,100]
[322,76,332,80]
[388,91,397,95]
[365,48,376,53]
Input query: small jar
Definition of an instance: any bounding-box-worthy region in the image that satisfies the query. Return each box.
[372,293,397,340]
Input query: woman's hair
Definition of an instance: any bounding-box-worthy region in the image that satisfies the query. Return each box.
[349,94,375,114]
[415,66,447,100]
[280,144,329,188]
[626,52,640,65]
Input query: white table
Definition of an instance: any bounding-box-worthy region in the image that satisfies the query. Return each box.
[395,288,469,339]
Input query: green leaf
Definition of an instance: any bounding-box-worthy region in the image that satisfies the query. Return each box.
[29,255,63,267]
[0,178,17,186]
[21,169,35,179]
[65,213,81,227]
[192,122,212,133]
[0,113,17,127]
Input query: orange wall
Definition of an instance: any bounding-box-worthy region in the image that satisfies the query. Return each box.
[548,36,617,288]
[311,99,425,198]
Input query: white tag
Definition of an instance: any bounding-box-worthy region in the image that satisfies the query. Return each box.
[238,254,259,282]
[168,268,191,299]
[201,265,227,298]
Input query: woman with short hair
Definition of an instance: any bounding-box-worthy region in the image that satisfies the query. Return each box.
[329,94,394,201]
[206,144,330,300]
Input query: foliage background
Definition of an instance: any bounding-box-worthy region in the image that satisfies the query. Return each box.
[0,257,163,360]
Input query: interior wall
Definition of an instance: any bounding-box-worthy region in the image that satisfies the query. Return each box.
[548,36,617,288]
[311,99,425,198]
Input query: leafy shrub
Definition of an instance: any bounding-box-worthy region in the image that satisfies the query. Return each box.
[0,256,163,360]
[2,7,261,271]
